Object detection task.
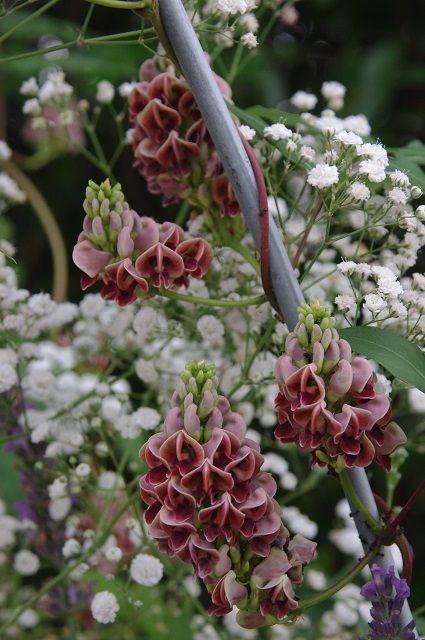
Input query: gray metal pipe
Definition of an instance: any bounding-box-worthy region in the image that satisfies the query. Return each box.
[158,0,417,631]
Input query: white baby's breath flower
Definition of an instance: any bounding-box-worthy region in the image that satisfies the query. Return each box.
[0,141,12,160]
[299,145,315,162]
[17,608,39,629]
[348,181,370,202]
[14,550,40,575]
[214,0,254,15]
[335,295,355,312]
[410,185,422,199]
[0,362,18,393]
[389,170,410,187]
[62,538,81,558]
[75,462,91,478]
[358,159,386,183]
[375,373,392,396]
[343,114,371,136]
[49,496,72,521]
[105,546,123,563]
[0,173,26,206]
[364,293,387,313]
[239,125,256,141]
[307,164,339,189]
[131,407,161,431]
[241,32,258,48]
[23,98,41,116]
[91,591,119,624]
[377,277,403,298]
[264,123,292,140]
[48,477,68,500]
[337,260,357,275]
[118,81,137,98]
[321,81,346,110]
[335,130,362,146]
[387,187,408,205]
[135,358,159,384]
[197,315,224,345]
[290,91,317,111]
[239,12,259,32]
[96,80,115,104]
[38,71,73,104]
[130,554,163,586]
[20,77,39,96]
[286,139,298,153]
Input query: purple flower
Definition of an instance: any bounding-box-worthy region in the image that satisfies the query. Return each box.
[360,564,416,640]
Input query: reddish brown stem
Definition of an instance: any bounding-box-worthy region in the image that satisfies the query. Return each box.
[373,492,414,584]
[390,480,425,531]
[237,131,279,313]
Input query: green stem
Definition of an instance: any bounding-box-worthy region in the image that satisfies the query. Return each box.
[0,0,62,44]
[1,159,68,302]
[413,603,425,617]
[339,468,383,535]
[295,543,379,612]
[159,288,266,308]
[219,224,260,274]
[175,200,191,227]
[83,0,146,7]
[0,29,154,65]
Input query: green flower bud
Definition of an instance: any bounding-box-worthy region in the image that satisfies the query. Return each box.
[311,324,322,344]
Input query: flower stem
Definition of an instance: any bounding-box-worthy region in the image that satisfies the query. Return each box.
[339,468,383,535]
[295,543,379,612]
[0,0,62,44]
[1,159,68,302]
[83,0,147,7]
[159,288,266,308]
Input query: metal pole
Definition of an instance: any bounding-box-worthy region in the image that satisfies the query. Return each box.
[158,0,417,631]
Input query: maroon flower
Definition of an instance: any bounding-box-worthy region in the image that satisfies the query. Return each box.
[140,362,316,627]
[73,179,213,304]
[129,57,241,217]
[274,303,406,470]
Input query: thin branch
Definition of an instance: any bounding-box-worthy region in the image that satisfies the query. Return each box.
[1,159,68,302]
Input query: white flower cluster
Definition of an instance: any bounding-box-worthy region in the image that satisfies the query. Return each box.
[0,171,26,213]
[212,0,257,15]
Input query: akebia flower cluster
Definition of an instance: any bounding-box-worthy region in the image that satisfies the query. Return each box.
[140,362,316,629]
[129,57,241,218]
[72,179,213,306]
[274,303,406,470]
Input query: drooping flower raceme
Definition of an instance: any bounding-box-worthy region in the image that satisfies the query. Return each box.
[360,564,417,640]
[274,303,406,469]
[72,179,213,306]
[139,362,316,629]
[129,57,241,218]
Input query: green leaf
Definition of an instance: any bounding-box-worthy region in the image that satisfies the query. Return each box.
[227,101,268,134]
[388,140,425,190]
[248,105,303,127]
[339,326,425,393]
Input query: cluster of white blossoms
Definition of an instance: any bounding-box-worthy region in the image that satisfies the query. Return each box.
[0,142,26,213]
[244,80,425,345]
[211,0,257,16]
[201,0,261,49]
